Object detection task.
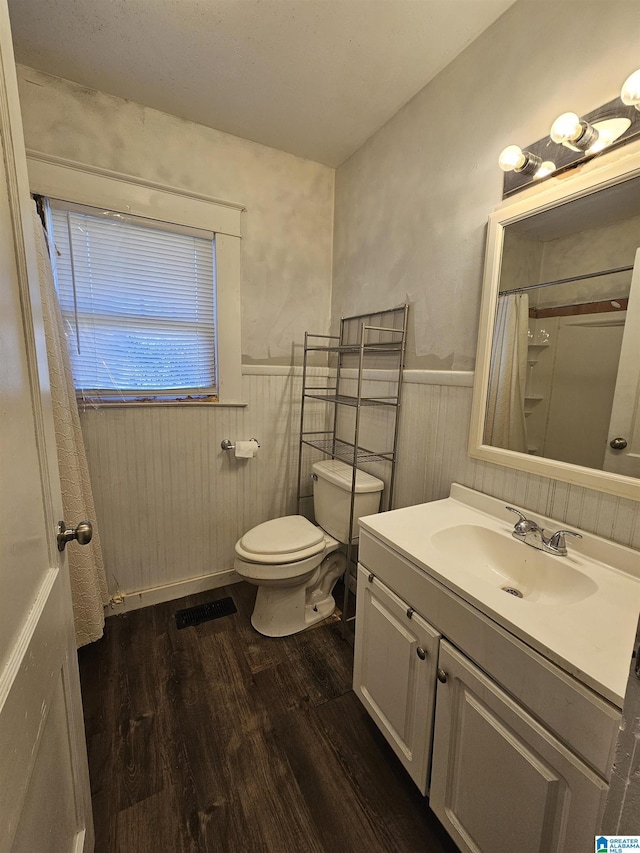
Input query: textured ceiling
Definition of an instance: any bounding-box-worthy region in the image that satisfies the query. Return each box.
[8,0,516,167]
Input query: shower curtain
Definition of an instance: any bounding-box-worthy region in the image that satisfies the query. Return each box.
[485,292,529,454]
[33,208,109,646]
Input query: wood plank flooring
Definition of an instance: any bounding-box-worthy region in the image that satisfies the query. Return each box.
[78,582,459,853]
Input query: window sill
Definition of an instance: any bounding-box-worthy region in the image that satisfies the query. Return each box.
[77,399,248,409]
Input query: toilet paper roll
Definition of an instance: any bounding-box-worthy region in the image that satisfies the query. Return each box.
[235,439,259,459]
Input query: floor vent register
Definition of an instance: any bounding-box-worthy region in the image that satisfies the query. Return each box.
[175,597,237,629]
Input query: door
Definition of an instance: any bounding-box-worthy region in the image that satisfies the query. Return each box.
[353,565,440,794]
[430,641,608,853]
[0,6,93,852]
[604,247,640,477]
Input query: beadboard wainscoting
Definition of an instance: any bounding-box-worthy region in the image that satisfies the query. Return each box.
[80,366,330,611]
[394,376,640,550]
[80,367,640,614]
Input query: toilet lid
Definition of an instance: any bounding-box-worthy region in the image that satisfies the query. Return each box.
[239,515,325,557]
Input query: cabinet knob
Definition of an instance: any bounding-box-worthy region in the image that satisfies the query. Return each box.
[368,573,375,583]
[406,607,414,619]
[416,646,427,660]
[437,668,448,683]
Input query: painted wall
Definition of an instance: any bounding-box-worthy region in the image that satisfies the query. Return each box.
[332,1,640,370]
[16,64,335,366]
[332,1,640,538]
[15,65,335,598]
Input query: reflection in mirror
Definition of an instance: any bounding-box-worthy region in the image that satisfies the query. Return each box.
[484,175,640,478]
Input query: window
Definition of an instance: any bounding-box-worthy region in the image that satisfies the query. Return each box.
[28,152,243,405]
[47,201,217,401]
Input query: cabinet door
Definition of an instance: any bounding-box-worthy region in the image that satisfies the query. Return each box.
[430,641,608,853]
[353,564,440,794]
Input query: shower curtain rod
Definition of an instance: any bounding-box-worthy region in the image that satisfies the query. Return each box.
[499,264,633,296]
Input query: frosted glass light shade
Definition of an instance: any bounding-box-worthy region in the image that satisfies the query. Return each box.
[621,69,640,109]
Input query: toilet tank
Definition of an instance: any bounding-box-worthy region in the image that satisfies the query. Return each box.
[312,459,384,543]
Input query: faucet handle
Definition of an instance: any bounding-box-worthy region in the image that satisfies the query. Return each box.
[505,506,539,536]
[547,529,583,555]
[505,506,526,522]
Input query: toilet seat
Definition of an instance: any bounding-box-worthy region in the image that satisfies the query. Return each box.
[235,515,326,565]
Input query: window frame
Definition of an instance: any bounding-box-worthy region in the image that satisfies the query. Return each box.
[27,151,244,405]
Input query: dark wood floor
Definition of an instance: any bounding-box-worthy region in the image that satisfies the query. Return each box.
[78,582,459,853]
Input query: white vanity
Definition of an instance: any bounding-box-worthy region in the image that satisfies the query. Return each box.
[353,484,640,853]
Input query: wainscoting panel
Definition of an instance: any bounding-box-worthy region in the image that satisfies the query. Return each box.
[80,368,329,601]
[394,379,639,551]
[81,368,639,606]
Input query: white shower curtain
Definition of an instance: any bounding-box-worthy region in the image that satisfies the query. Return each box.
[33,208,109,647]
[485,292,529,454]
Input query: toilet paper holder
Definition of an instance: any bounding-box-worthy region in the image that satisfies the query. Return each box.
[221,438,260,451]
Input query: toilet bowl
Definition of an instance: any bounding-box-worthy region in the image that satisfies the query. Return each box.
[235,515,345,636]
[234,460,384,637]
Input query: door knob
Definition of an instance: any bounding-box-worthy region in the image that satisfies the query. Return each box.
[57,520,93,552]
[609,437,628,450]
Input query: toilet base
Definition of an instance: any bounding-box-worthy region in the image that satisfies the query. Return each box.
[251,589,336,637]
[249,550,345,637]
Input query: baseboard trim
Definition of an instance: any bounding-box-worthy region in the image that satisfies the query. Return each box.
[105,569,241,615]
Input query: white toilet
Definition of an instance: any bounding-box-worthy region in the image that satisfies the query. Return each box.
[234,459,384,637]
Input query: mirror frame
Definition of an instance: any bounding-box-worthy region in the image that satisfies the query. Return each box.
[470,140,640,502]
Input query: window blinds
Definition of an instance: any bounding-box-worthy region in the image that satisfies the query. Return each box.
[48,202,216,398]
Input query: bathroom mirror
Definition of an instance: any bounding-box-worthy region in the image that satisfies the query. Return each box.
[470,143,640,501]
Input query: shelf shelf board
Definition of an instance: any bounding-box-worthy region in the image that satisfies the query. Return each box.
[301,437,394,464]
[304,341,404,354]
[304,392,399,408]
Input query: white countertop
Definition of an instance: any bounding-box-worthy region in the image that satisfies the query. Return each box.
[359,484,640,707]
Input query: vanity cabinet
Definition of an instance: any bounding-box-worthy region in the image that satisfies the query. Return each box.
[354,528,621,853]
[353,564,440,793]
[430,641,607,853]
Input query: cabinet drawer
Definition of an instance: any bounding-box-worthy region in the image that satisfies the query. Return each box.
[359,531,620,780]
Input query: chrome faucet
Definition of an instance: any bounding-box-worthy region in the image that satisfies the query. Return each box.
[505,507,582,556]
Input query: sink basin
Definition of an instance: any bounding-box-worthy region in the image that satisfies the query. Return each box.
[431,524,599,605]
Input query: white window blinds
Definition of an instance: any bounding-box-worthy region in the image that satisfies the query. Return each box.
[48,201,217,399]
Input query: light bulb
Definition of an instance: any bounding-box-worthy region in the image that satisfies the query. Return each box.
[621,68,640,109]
[498,145,542,175]
[550,112,583,144]
[550,111,599,151]
[534,161,556,179]
[498,145,526,172]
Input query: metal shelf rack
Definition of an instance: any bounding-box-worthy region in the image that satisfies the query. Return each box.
[296,305,408,638]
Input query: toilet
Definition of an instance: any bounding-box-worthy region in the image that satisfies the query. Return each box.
[234,459,384,637]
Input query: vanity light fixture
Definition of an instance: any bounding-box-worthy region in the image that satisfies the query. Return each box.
[500,69,640,197]
[621,68,640,109]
